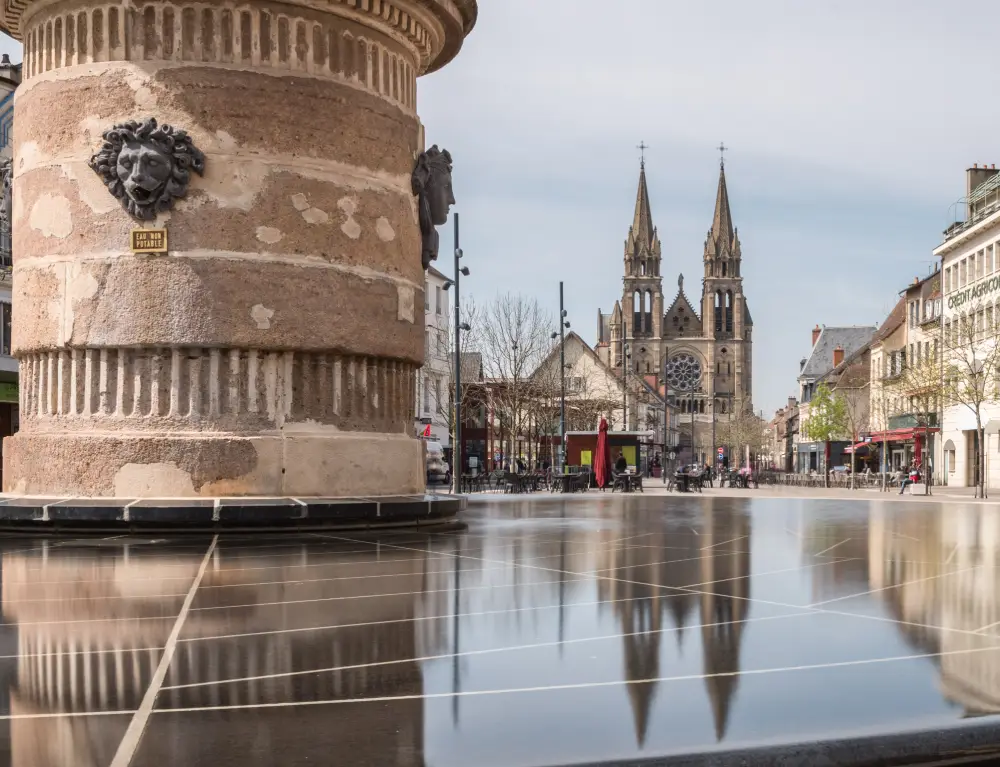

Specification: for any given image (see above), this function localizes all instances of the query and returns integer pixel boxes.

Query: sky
[1,2,997,414]
[416,0,1000,415]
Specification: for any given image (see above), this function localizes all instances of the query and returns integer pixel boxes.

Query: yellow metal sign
[130,228,168,254]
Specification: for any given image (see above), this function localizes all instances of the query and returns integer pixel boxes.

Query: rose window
[665,353,701,392]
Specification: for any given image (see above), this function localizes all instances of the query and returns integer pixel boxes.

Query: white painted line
[679,558,858,590]
[178,592,718,644]
[109,534,217,767]
[604,531,655,546]
[808,564,981,608]
[189,577,594,613]
[147,643,1000,717]
[976,617,1000,634]
[312,533,799,616]
[162,612,810,691]
[700,535,748,551]
[945,544,959,565]
[688,526,700,536]
[814,538,851,557]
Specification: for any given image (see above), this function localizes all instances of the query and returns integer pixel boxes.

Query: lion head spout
[89,118,206,221]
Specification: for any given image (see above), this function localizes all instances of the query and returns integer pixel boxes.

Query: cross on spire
[637,140,649,167]
[717,142,728,168]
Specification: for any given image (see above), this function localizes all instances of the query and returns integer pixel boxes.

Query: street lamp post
[448,213,470,495]
[559,283,567,473]
[550,283,570,473]
[511,340,520,470]
[662,345,669,484]
[620,343,630,431]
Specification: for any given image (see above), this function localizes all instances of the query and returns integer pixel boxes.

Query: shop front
[850,428,938,475]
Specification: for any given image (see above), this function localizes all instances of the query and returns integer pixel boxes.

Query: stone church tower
[597,154,754,463]
[697,160,753,410]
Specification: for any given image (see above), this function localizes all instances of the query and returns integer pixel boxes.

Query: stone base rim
[0,493,466,532]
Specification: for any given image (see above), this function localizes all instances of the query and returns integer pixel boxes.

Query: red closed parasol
[595,417,610,488]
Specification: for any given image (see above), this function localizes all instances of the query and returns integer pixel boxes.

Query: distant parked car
[425,440,451,484]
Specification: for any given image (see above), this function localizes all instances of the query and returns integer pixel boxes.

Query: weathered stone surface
[5,432,424,496]
[13,257,423,358]
[13,166,421,282]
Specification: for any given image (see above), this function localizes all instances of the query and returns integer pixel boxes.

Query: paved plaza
[1,495,999,765]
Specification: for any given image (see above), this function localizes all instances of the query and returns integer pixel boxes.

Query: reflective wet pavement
[1,494,1000,765]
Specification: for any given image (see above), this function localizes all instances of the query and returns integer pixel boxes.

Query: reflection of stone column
[3,0,477,497]
[3,541,448,765]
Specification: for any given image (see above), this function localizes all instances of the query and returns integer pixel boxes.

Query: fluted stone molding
[2,0,477,497]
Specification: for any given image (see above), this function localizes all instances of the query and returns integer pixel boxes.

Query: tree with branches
[831,361,871,490]
[439,298,482,444]
[941,298,1000,498]
[477,293,554,469]
[802,382,847,487]
[718,396,766,471]
[891,348,941,495]
[868,366,900,492]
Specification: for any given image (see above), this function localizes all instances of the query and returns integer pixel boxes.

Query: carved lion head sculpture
[89,118,206,221]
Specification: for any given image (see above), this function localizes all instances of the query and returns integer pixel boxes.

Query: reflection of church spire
[698,506,751,741]
[622,600,660,747]
[598,526,678,749]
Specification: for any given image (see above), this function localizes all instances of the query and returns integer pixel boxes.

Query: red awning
[865,427,940,443]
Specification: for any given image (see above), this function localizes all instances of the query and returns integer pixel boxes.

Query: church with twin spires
[596,154,753,452]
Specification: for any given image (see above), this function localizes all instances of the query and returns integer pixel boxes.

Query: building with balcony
[935,164,1000,489]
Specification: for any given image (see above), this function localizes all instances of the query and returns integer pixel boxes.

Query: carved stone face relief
[89,118,206,221]
[0,158,11,229]
[411,145,454,270]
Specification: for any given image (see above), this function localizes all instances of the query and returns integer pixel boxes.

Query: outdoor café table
[673,472,690,492]
[552,474,574,493]
[612,472,634,493]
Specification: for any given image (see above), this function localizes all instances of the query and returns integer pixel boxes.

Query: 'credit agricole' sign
[948,274,1000,309]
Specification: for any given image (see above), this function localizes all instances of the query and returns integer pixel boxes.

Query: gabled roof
[800,326,876,381]
[665,275,701,323]
[818,342,871,389]
[426,265,449,282]
[872,297,906,345]
[530,331,621,391]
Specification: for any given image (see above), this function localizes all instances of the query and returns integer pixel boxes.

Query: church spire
[630,160,656,250]
[710,162,734,246]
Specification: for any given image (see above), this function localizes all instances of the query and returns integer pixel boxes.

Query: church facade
[596,158,753,463]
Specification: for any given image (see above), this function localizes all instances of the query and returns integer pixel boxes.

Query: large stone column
[2,0,476,497]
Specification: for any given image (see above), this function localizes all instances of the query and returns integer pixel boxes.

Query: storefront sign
[947,274,1000,309]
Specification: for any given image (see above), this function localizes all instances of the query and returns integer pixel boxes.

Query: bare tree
[440,298,482,440]
[869,371,898,492]
[478,293,554,467]
[833,362,871,490]
[941,299,1000,498]
[892,348,941,495]
[718,396,766,471]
